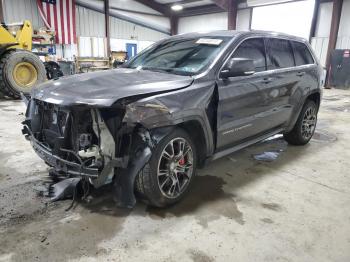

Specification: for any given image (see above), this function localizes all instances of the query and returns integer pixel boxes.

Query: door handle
[296,72,305,77]
[261,77,273,84]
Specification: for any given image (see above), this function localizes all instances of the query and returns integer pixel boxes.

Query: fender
[122,86,216,157]
[114,146,152,208]
[113,126,176,208]
[285,90,321,132]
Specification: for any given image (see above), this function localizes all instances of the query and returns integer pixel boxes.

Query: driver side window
[232,38,267,72]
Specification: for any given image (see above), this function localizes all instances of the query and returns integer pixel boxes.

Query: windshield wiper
[141,67,176,74]
[131,66,193,76]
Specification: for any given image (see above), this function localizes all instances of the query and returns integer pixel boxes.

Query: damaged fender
[112,84,217,208]
[114,146,152,208]
[114,126,175,208]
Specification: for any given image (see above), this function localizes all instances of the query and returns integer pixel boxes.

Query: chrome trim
[212,128,284,161]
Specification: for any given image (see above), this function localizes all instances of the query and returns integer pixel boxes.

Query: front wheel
[284,100,318,145]
[135,128,197,207]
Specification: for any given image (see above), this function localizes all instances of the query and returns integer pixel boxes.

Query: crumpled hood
[32,68,194,107]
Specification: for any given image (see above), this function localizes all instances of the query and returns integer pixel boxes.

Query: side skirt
[208,128,285,162]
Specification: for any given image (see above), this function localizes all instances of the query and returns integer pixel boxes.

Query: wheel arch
[285,90,321,133]
[306,91,321,110]
[177,119,208,168]
[147,118,211,168]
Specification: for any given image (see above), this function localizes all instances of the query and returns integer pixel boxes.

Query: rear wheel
[135,128,197,207]
[284,100,318,145]
[0,50,46,98]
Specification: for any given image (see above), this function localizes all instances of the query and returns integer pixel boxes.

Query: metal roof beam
[133,0,171,17]
[212,0,229,10]
[177,4,224,16]
[76,0,170,35]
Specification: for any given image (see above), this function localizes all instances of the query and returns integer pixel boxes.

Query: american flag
[37,0,76,44]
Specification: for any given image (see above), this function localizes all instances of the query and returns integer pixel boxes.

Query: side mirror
[220,58,255,78]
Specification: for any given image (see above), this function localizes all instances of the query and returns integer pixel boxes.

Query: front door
[217,38,269,150]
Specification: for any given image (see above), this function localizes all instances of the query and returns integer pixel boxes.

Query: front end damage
[22,98,163,208]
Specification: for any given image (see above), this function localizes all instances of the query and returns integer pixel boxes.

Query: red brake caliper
[179,157,185,165]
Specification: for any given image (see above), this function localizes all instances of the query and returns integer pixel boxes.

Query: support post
[248,7,253,30]
[104,0,110,57]
[170,16,178,36]
[227,0,237,30]
[0,0,4,23]
[325,0,343,71]
[309,0,320,43]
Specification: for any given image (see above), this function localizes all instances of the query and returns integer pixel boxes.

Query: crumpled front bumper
[22,125,99,177]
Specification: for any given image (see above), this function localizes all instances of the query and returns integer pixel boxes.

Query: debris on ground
[49,178,81,202]
[253,150,282,162]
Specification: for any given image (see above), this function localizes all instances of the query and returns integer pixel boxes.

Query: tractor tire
[0,50,46,99]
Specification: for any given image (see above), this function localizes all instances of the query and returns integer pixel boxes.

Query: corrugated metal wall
[311,2,333,66]
[3,1,167,42]
[3,0,44,28]
[236,9,251,31]
[109,16,168,41]
[336,0,350,49]
[76,6,167,41]
[178,9,251,35]
[76,6,168,57]
[76,5,105,37]
[178,13,228,34]
[311,1,350,66]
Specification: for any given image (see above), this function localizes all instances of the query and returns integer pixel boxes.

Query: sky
[251,0,316,39]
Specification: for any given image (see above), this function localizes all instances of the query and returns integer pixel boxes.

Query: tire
[135,128,197,207]
[0,50,46,99]
[284,100,318,145]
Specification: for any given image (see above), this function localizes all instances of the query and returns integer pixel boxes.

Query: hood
[32,68,194,107]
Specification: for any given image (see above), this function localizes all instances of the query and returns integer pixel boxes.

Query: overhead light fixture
[171,4,183,11]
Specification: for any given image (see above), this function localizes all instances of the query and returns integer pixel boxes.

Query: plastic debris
[253,151,281,162]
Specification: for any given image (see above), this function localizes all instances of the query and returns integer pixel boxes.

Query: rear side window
[232,38,266,72]
[267,38,295,69]
[292,41,315,66]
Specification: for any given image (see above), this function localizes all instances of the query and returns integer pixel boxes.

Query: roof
[171,30,308,42]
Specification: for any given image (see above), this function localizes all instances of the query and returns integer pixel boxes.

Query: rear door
[260,38,300,129]
[291,40,319,95]
[216,38,270,150]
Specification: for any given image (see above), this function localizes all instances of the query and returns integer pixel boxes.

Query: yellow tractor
[0,20,46,98]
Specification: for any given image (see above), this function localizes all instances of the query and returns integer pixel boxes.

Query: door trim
[210,127,284,161]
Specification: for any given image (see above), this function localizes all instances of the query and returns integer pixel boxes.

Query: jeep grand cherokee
[22,31,322,208]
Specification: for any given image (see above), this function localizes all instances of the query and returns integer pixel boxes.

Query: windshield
[125,37,231,76]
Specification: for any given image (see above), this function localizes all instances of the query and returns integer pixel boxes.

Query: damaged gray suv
[22,31,322,208]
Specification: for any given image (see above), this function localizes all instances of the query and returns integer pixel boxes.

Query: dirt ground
[0,89,350,262]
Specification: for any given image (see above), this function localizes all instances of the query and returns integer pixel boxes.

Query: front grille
[34,101,70,149]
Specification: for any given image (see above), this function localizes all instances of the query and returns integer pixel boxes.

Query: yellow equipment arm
[0,20,32,51]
